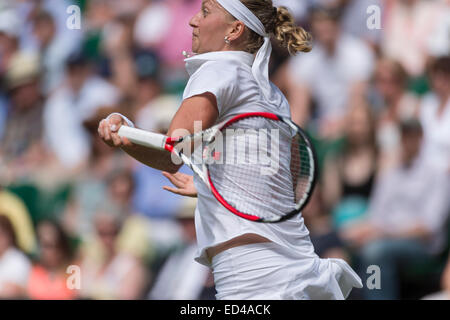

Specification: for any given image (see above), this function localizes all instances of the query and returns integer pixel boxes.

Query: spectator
[0,9,20,76]
[27,220,77,300]
[101,14,168,113]
[0,95,6,141]
[106,169,136,214]
[382,0,448,77]
[131,50,181,132]
[60,107,131,238]
[301,185,350,262]
[32,10,78,94]
[285,6,374,137]
[0,187,36,254]
[79,208,148,300]
[0,8,21,140]
[109,0,148,16]
[0,52,47,183]
[101,14,140,97]
[17,0,83,55]
[0,215,31,299]
[132,99,187,220]
[43,52,121,169]
[132,50,165,117]
[341,119,450,299]
[148,198,214,300]
[322,103,378,227]
[339,0,383,50]
[419,56,450,173]
[427,0,450,58]
[84,0,116,31]
[134,0,202,70]
[372,58,420,172]
[63,116,155,264]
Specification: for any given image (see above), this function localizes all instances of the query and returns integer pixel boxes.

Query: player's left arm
[117,92,218,173]
[161,92,218,195]
[166,92,218,137]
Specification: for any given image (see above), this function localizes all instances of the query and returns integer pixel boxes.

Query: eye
[202,8,208,16]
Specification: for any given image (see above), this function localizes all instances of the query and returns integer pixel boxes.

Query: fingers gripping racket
[118,112,318,223]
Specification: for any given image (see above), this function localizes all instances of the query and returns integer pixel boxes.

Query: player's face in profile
[189,0,230,54]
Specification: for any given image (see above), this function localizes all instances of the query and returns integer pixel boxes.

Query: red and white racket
[118,112,317,223]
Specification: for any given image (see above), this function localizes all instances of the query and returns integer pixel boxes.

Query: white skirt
[211,242,362,300]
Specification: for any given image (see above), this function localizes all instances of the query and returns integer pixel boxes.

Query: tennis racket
[118,112,318,223]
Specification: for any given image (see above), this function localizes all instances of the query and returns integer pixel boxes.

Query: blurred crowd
[0,0,449,300]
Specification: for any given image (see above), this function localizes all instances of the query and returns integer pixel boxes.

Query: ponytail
[235,1,313,55]
[274,6,312,55]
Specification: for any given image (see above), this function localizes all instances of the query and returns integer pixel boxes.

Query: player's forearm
[121,143,181,173]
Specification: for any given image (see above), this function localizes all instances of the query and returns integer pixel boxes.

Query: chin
[191,39,199,53]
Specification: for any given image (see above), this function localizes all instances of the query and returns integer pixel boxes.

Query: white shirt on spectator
[419,94,450,173]
[40,33,78,95]
[382,0,446,76]
[427,2,450,57]
[288,34,374,122]
[368,159,450,254]
[148,244,210,300]
[43,76,121,168]
[0,248,31,291]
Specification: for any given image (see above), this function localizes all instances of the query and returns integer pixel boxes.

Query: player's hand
[162,172,197,197]
[98,114,133,148]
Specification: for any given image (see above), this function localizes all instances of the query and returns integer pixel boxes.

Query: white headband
[216,0,275,104]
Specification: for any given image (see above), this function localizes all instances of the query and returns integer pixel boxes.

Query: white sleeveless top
[182,50,315,266]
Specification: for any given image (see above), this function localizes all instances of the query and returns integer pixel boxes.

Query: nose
[189,11,201,29]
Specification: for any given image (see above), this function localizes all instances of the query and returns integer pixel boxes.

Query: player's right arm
[97,92,218,173]
[98,113,179,173]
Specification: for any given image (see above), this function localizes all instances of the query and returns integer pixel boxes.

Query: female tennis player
[98,0,363,299]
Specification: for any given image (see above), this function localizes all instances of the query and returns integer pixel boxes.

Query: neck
[437,92,450,105]
[0,245,11,258]
[324,43,336,56]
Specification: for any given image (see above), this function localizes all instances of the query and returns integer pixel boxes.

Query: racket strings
[206,116,308,221]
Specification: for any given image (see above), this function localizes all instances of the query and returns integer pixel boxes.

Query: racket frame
[118,112,318,223]
[203,112,318,223]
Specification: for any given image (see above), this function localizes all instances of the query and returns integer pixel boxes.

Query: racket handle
[118,126,167,150]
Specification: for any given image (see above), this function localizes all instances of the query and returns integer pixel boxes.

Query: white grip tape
[106,112,135,128]
[118,126,167,150]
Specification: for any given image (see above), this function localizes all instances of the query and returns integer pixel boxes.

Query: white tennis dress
[182,50,363,300]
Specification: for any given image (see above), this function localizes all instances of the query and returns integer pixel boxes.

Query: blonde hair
[223,0,312,55]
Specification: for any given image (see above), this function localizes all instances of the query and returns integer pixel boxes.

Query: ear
[227,20,246,42]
